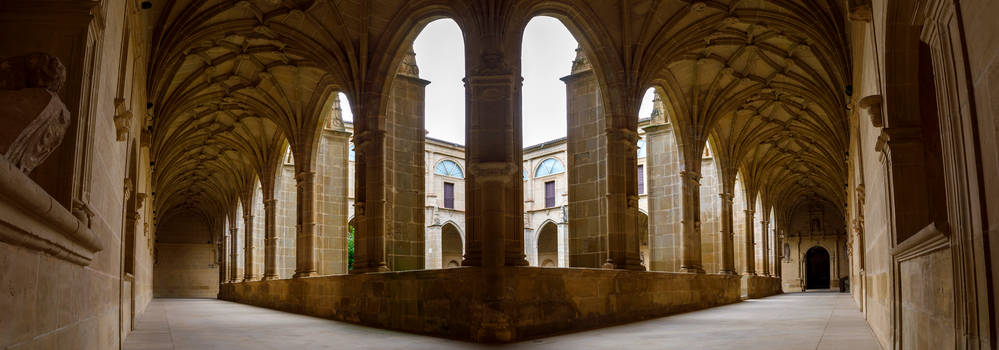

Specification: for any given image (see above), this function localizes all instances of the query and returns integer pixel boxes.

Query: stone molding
[891,221,949,261]
[0,156,103,265]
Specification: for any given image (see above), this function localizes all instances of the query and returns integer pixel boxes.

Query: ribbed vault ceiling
[145,0,850,232]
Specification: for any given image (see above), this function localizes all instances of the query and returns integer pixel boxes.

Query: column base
[718,270,738,275]
[349,265,390,274]
[293,271,318,278]
[743,272,757,276]
[261,275,279,281]
[680,266,705,274]
[242,277,259,282]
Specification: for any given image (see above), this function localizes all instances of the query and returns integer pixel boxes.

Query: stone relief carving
[470,50,511,76]
[0,53,71,174]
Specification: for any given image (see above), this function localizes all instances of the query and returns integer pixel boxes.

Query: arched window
[523,169,528,181]
[637,139,647,158]
[535,158,565,178]
[434,159,464,178]
[348,144,355,161]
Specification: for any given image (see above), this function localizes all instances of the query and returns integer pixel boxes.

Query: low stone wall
[220,267,743,342]
[744,275,783,299]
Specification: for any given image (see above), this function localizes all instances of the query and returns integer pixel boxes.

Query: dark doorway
[805,246,830,289]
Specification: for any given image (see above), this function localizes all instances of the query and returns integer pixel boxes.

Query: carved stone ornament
[114,97,132,141]
[858,94,883,128]
[471,50,511,76]
[0,53,71,174]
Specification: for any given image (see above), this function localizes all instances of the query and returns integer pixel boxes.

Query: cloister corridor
[123,293,878,350]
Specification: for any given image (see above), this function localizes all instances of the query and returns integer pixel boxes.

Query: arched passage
[537,222,559,267]
[805,246,830,290]
[441,223,463,268]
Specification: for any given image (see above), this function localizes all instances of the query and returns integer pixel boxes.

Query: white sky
[340,17,655,146]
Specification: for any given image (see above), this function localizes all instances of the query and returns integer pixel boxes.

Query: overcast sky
[340,17,654,146]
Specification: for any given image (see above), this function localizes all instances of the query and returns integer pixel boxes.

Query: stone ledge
[220,267,744,342]
[0,157,102,265]
[744,275,783,299]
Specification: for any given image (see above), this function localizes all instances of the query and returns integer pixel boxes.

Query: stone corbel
[113,97,132,141]
[858,95,883,127]
[849,0,873,22]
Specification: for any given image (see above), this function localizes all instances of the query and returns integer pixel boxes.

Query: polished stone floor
[124,291,881,349]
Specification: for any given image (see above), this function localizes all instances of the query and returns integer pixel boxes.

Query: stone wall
[220,267,749,342]
[153,243,219,298]
[744,275,782,299]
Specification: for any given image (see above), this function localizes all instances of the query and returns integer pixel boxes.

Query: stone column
[229,226,239,282]
[679,170,704,273]
[293,171,318,278]
[463,51,527,268]
[219,233,228,284]
[563,63,606,268]
[243,214,255,281]
[557,221,569,267]
[262,198,278,279]
[351,129,390,273]
[743,209,756,275]
[385,56,428,270]
[605,129,643,270]
[718,192,736,274]
[761,218,770,276]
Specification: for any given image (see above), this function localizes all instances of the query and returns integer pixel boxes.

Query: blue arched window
[523,169,528,181]
[636,139,646,158]
[434,160,464,178]
[535,158,565,178]
[349,144,356,161]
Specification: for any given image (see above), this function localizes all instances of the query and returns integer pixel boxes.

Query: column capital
[719,192,734,201]
[605,127,640,149]
[243,214,253,220]
[229,227,238,234]
[263,198,277,206]
[352,129,386,146]
[745,209,756,215]
[680,170,701,184]
[295,171,316,182]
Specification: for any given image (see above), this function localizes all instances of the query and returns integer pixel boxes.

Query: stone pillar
[563,49,607,268]
[463,52,527,268]
[605,129,643,270]
[219,232,228,284]
[644,123,682,271]
[229,226,238,282]
[243,214,255,281]
[557,221,569,267]
[679,170,704,273]
[352,129,390,273]
[262,198,278,280]
[743,209,756,275]
[317,129,351,275]
[384,54,428,271]
[425,224,442,269]
[294,171,318,278]
[761,218,770,276]
[718,192,736,274]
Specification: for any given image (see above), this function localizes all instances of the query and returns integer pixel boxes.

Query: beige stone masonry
[219,267,754,343]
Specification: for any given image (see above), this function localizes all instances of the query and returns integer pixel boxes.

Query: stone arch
[441,222,464,268]
[536,221,559,268]
[804,246,830,290]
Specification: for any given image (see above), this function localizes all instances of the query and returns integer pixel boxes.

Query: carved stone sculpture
[0,53,70,174]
